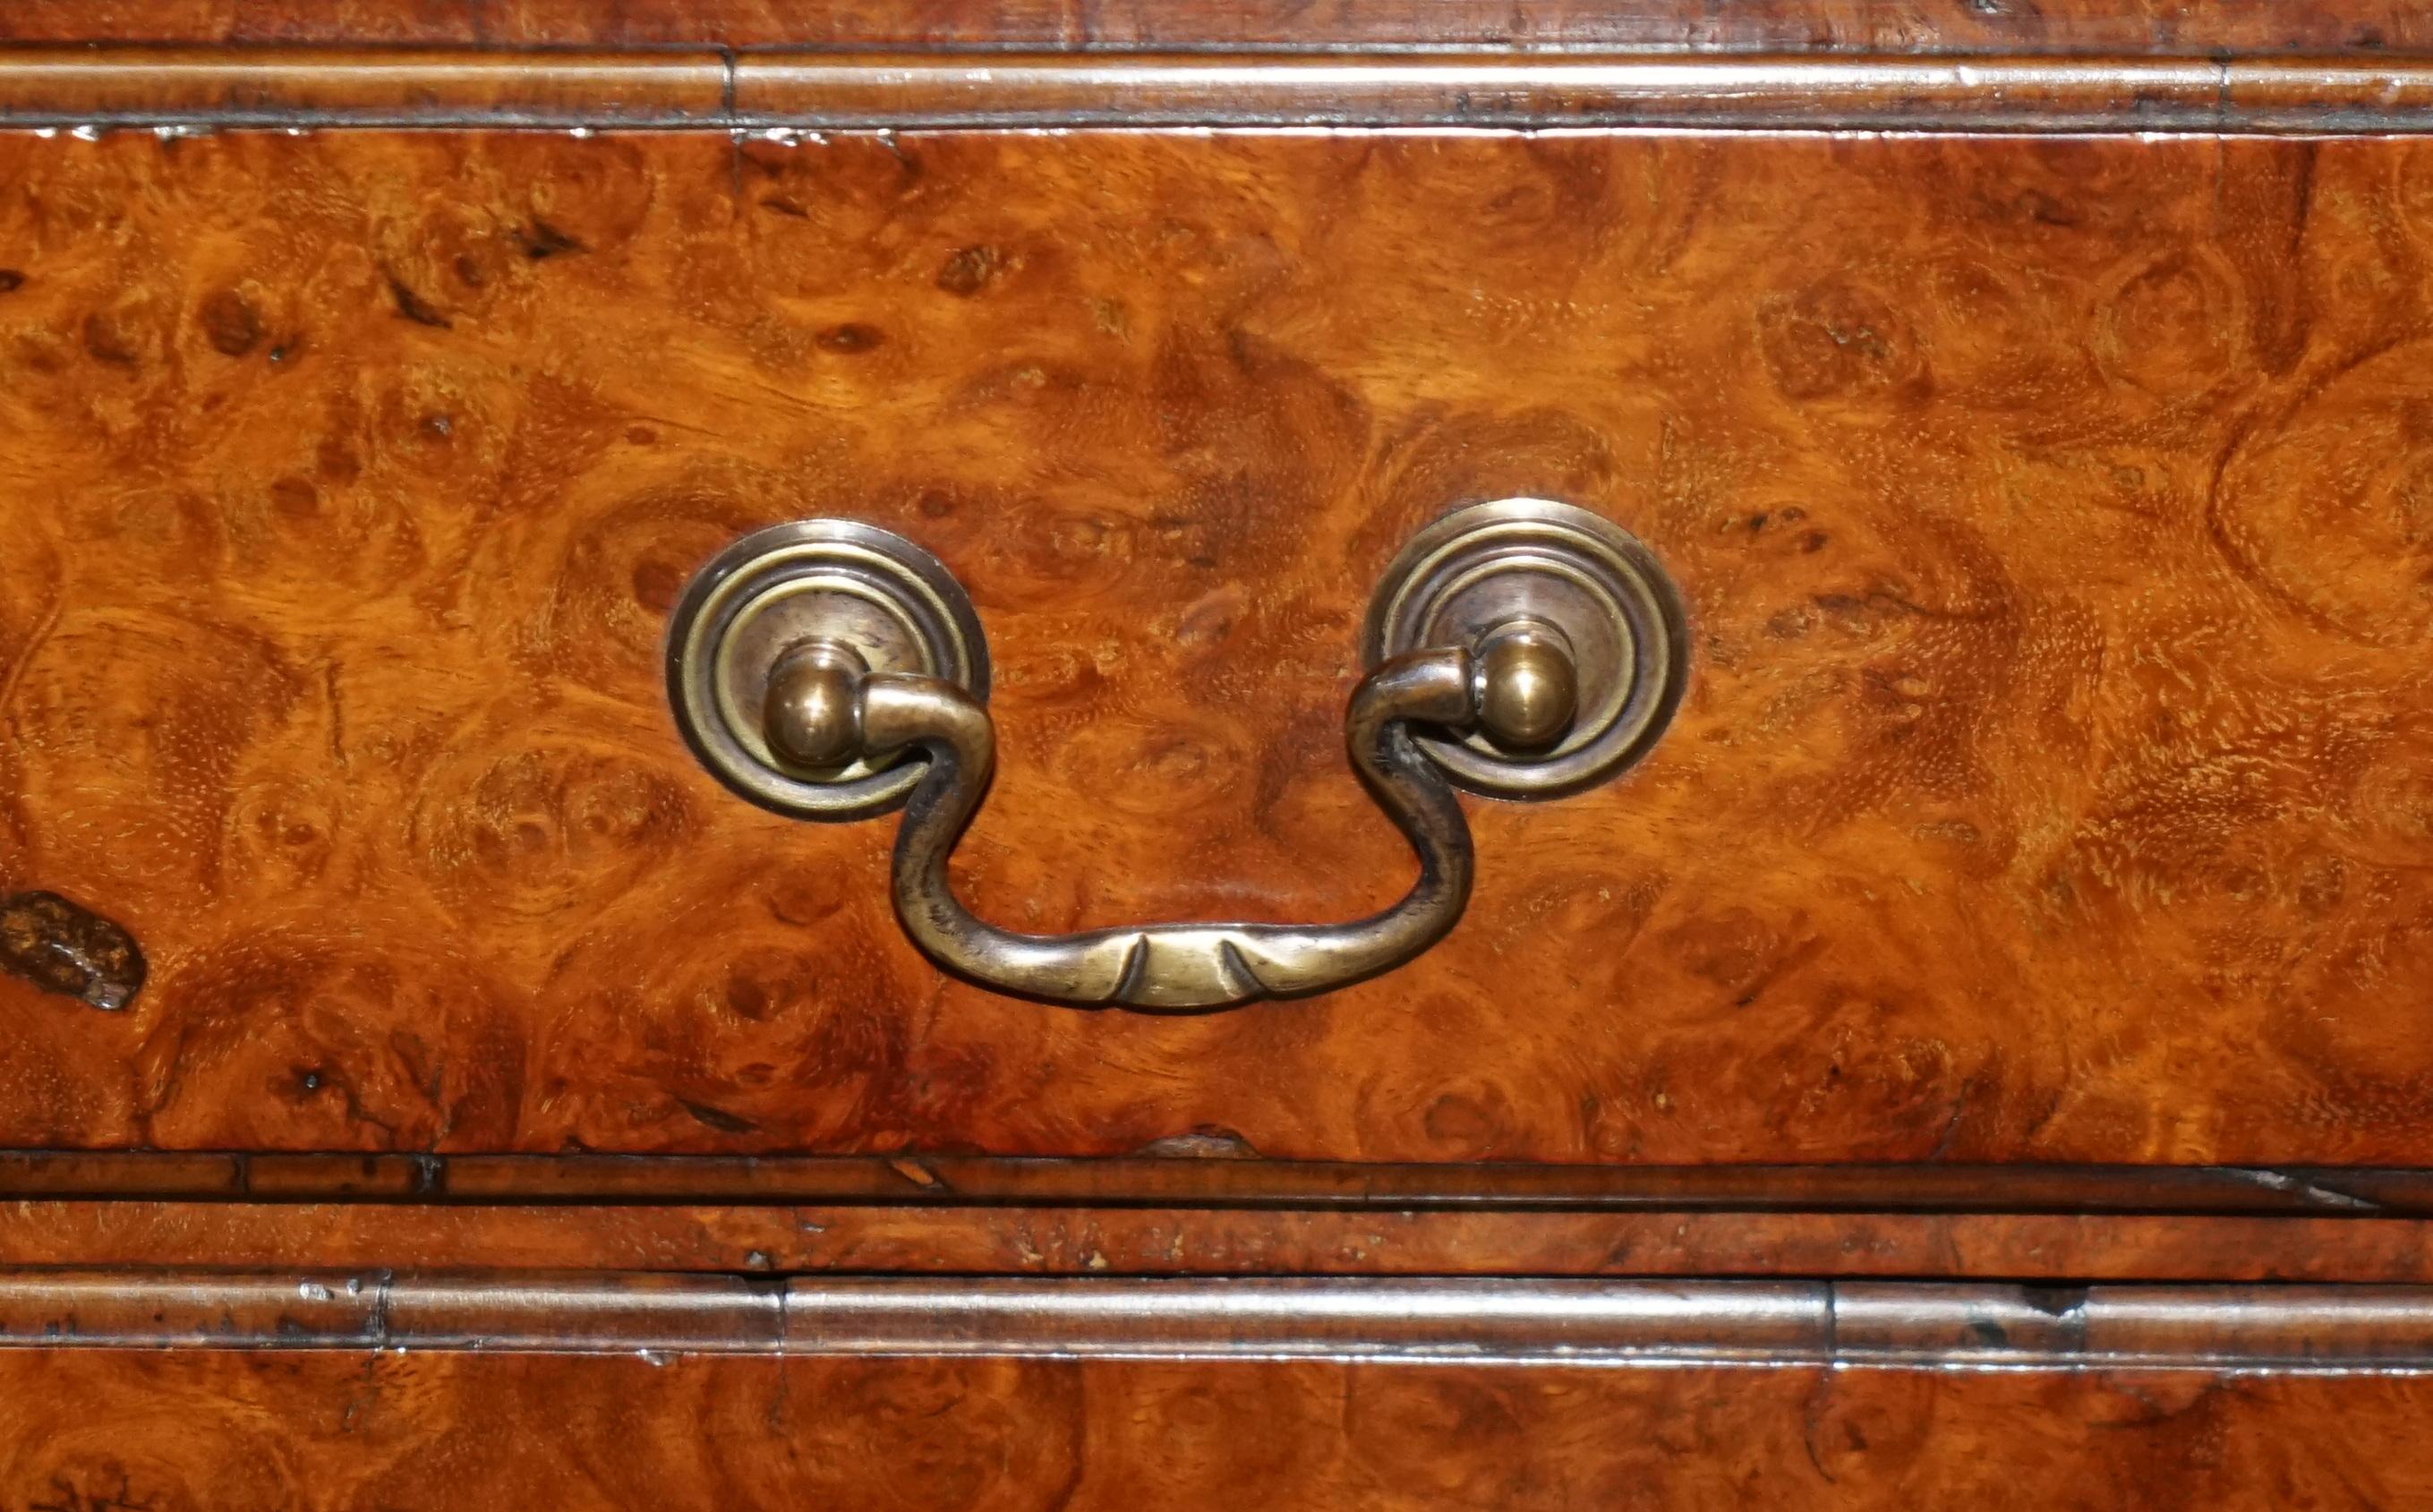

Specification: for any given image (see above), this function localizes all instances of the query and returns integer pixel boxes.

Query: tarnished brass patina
[667,502,1685,1011]
[1364,497,1686,799]
[763,639,869,771]
[664,518,989,821]
[1470,618,1578,752]
[851,645,1480,1009]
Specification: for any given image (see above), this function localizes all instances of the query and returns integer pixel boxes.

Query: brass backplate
[1363,498,1686,799]
[664,519,989,820]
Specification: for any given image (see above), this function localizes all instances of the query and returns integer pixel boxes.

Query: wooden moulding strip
[8,1204,2433,1282]
[0,1,2429,55]
[3,49,2433,131]
[0,47,731,126]
[0,1152,2420,1217]
[5,1272,2433,1368]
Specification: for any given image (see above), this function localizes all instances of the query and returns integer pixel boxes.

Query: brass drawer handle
[792,638,1492,1009]
[667,500,1685,1012]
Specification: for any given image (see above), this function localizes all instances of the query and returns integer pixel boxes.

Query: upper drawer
[2,116,2429,1166]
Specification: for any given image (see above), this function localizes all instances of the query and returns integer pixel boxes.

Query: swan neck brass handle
[774,640,1516,1010]
[665,500,1686,1013]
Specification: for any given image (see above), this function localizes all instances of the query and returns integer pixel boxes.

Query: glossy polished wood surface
[5,129,2433,1166]
[6,1350,2433,1509]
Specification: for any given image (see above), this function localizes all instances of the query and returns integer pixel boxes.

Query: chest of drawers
[8,3,2433,1504]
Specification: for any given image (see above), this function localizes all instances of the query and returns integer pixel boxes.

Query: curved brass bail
[843,645,1485,1011]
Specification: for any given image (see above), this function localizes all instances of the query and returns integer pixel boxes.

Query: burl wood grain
[4,1352,2433,1509]
[4,131,2433,1164]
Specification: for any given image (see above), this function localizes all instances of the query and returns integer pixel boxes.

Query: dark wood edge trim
[0,1152,2419,1217]
[17,1205,2433,1282]
[3,49,2433,131]
[5,1271,2433,1368]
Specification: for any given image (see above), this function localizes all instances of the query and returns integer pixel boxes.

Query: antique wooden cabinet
[9,1,2433,1503]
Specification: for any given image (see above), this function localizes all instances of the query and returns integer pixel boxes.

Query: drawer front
[3,127,2430,1165]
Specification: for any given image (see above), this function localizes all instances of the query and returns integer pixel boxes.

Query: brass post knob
[1472,619,1577,752]
[763,640,868,770]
